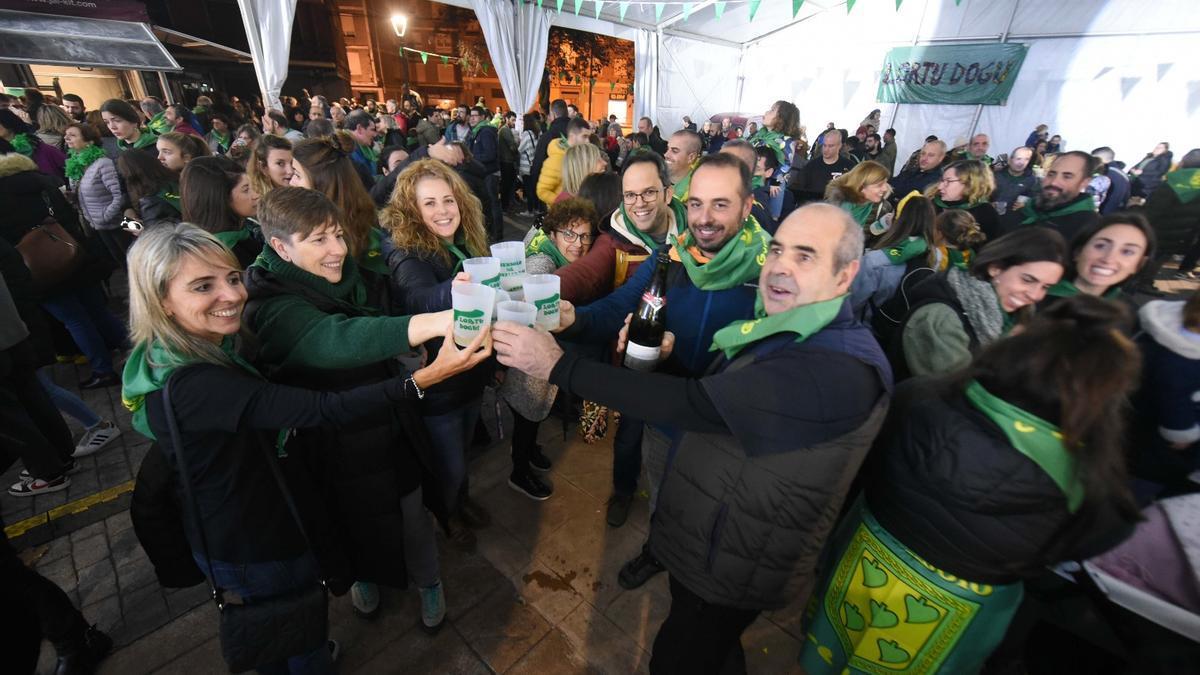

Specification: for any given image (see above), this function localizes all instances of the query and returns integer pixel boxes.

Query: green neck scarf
[964,380,1084,512]
[254,244,372,312]
[751,175,765,191]
[671,214,770,291]
[934,196,988,211]
[359,227,390,275]
[441,234,470,274]
[1046,278,1122,300]
[711,294,845,359]
[10,132,33,157]
[66,144,106,182]
[119,130,158,151]
[1020,195,1095,225]
[146,111,172,135]
[358,142,379,165]
[619,198,688,252]
[841,200,879,227]
[122,336,258,440]
[1166,168,1200,204]
[156,182,181,212]
[526,229,569,268]
[209,130,230,149]
[470,121,491,138]
[213,222,253,250]
[947,248,971,271]
[748,127,788,167]
[883,237,928,265]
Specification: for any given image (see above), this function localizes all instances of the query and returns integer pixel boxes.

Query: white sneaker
[74,421,121,458]
[350,581,381,620]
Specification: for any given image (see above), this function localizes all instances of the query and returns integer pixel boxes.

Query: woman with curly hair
[380,158,494,542]
[926,159,1000,239]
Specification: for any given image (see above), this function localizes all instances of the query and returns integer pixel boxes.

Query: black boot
[55,624,112,675]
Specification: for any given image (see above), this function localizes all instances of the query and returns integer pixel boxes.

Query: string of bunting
[400,46,490,74]
[547,70,634,95]
[533,0,965,21]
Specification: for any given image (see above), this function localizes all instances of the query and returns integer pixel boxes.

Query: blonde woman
[37,104,73,151]
[555,141,607,203]
[380,159,494,543]
[924,159,1000,239]
[824,159,892,232]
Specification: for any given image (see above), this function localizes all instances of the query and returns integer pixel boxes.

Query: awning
[0,9,180,71]
[152,26,252,63]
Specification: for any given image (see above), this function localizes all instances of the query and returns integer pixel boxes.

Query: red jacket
[555,208,683,303]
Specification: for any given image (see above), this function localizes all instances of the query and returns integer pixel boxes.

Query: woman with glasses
[925,159,1001,240]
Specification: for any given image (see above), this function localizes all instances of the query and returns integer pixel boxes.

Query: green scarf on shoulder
[10,132,33,157]
[751,175,765,191]
[1166,168,1200,204]
[359,227,390,276]
[711,294,845,359]
[119,130,158,151]
[146,111,172,135]
[671,214,769,291]
[358,143,379,166]
[441,233,470,275]
[1019,195,1095,225]
[66,145,106,182]
[156,182,181,212]
[1046,279,1122,300]
[469,121,491,139]
[122,336,258,440]
[964,380,1084,512]
[209,130,230,152]
[841,200,880,228]
[526,229,569,268]
[672,164,697,202]
[748,127,788,167]
[883,237,928,265]
[619,197,688,252]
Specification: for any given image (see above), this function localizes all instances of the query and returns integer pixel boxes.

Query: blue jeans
[612,416,644,497]
[37,367,100,428]
[192,552,332,675]
[39,284,127,376]
[422,398,482,511]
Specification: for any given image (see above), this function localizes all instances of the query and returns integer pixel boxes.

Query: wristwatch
[405,375,425,400]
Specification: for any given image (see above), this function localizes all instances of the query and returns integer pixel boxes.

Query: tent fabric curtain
[235,0,297,112]
[469,0,552,114]
[634,28,660,128]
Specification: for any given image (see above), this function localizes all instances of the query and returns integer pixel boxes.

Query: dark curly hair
[543,198,597,236]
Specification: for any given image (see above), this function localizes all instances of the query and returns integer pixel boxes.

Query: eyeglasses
[554,229,594,244]
[622,187,662,204]
[939,178,962,185]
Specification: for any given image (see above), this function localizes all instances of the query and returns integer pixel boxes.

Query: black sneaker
[528,444,552,473]
[508,472,553,501]
[55,624,112,675]
[606,493,634,528]
[79,372,120,390]
[618,546,664,590]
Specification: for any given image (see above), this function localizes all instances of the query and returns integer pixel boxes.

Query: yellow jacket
[537,138,568,206]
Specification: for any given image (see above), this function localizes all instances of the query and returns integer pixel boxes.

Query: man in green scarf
[492,203,892,672]
[998,151,1099,242]
[141,97,171,136]
[665,129,702,201]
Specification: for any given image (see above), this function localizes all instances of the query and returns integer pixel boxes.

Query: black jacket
[934,199,1001,241]
[866,379,1137,584]
[469,124,500,173]
[1141,181,1200,255]
[130,444,206,588]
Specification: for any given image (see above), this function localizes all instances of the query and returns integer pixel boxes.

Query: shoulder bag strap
[161,377,226,609]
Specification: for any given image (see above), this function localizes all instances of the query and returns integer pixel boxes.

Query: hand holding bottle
[616,312,675,362]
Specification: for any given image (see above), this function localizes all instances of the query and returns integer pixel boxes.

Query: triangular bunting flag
[792,0,804,18]
[573,0,583,14]
[611,81,617,91]
[441,55,449,64]
[588,77,596,88]
[748,0,761,21]
[537,0,542,6]
[654,2,664,21]
[714,2,725,19]
[847,0,856,13]
[683,3,693,21]
[594,1,603,19]
[483,62,489,75]
[556,0,564,12]
[896,0,903,8]
[619,1,629,21]
[420,51,428,64]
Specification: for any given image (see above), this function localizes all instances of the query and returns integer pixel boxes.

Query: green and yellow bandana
[670,214,769,291]
[711,294,845,359]
[1166,168,1200,204]
[964,379,1084,511]
[884,237,929,265]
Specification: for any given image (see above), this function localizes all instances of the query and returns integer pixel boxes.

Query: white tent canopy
[442,0,1199,169]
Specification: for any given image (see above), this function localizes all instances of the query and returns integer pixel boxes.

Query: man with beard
[998,151,1099,242]
[890,139,947,199]
[61,94,86,122]
[879,128,898,175]
[956,133,992,165]
[443,104,470,143]
[861,133,883,164]
[554,153,767,588]
[992,146,1040,211]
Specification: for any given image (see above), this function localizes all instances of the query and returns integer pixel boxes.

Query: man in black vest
[493,204,893,674]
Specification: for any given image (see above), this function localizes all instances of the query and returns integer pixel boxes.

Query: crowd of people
[1,85,1198,675]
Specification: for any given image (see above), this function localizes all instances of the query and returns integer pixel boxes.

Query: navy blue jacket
[470,125,500,174]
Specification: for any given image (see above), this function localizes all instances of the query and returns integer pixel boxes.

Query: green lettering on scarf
[1019,195,1095,225]
[711,294,845,359]
[964,380,1084,512]
[526,229,569,268]
[65,144,106,182]
[671,214,769,291]
[884,237,928,265]
[1166,168,1200,204]
[619,197,688,252]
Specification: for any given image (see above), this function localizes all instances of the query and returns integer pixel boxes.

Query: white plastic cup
[496,300,538,327]
[523,274,561,330]
[462,256,501,289]
[490,241,527,291]
[451,283,496,347]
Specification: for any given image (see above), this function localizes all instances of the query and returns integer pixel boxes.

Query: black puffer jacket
[1141,180,1200,256]
[865,379,1137,585]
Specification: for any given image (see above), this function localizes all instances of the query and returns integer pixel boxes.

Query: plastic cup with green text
[496,300,538,327]
[522,274,560,330]
[451,283,496,347]
[489,241,527,292]
[462,256,501,289]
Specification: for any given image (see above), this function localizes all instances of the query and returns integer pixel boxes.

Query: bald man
[666,129,703,200]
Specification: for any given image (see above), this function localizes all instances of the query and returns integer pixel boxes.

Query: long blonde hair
[380,159,488,267]
[560,142,605,197]
[925,159,995,204]
[127,223,241,368]
[825,160,891,204]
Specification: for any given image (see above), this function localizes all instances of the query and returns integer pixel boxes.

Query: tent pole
[157,71,173,105]
[887,0,930,132]
[967,0,1021,141]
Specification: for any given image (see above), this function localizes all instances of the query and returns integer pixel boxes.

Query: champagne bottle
[623,249,670,371]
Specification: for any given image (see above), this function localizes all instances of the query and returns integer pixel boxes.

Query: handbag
[16,193,82,290]
[162,379,329,673]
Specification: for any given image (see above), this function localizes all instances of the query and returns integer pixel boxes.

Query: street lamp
[391,13,407,37]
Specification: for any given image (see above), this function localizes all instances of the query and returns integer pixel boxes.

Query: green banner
[877,43,1028,105]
